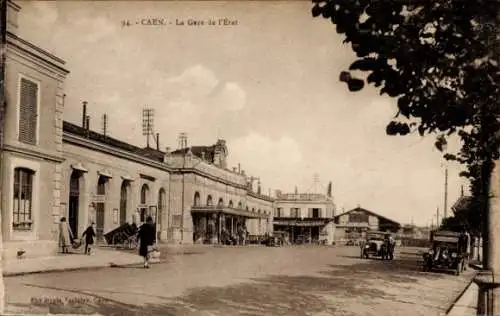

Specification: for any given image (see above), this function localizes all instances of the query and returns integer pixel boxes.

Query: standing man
[137,216,156,268]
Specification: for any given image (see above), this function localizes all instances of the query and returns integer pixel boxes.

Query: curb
[445,271,478,315]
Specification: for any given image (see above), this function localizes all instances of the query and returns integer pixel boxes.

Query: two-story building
[334,206,401,242]
[273,189,335,244]
[2,1,69,260]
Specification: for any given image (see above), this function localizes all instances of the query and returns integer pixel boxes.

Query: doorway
[68,172,80,237]
[95,176,107,241]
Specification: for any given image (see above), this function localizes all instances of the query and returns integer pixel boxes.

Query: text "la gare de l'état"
[140,18,238,26]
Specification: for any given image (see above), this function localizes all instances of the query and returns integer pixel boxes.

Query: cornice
[6,32,69,76]
[4,144,65,163]
[63,133,172,173]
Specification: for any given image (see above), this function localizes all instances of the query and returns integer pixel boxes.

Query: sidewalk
[3,247,144,277]
[446,263,482,316]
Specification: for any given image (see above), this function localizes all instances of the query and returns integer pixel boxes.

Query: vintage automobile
[422,230,466,275]
[361,231,391,260]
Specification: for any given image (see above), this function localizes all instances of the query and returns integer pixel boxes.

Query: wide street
[5,245,473,316]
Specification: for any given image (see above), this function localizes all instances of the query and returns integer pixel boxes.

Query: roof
[63,121,165,162]
[451,196,473,213]
[171,146,216,162]
[334,207,401,227]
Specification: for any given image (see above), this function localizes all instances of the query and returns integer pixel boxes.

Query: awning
[98,170,113,178]
[71,163,88,173]
[191,206,268,219]
[121,174,135,181]
[273,219,332,227]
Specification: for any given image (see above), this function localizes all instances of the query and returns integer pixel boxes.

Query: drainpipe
[0,0,7,313]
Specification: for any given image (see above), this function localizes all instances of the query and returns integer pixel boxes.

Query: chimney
[82,101,87,128]
[7,1,21,34]
[163,147,171,163]
[232,167,237,172]
[86,115,90,130]
[156,133,159,151]
[238,163,241,173]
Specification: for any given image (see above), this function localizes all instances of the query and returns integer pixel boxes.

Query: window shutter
[19,78,38,145]
[308,208,313,217]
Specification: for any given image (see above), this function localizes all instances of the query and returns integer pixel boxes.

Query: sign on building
[92,194,106,203]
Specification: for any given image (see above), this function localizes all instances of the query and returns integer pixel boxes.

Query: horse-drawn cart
[104,223,138,249]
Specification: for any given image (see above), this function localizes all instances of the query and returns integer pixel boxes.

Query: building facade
[61,120,171,243]
[273,191,335,244]
[334,207,401,242]
[2,1,69,260]
[167,145,273,244]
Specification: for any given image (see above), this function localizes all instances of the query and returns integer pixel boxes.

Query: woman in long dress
[137,216,156,268]
[59,217,74,253]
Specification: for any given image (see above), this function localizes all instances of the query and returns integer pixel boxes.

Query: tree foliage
[312,0,499,234]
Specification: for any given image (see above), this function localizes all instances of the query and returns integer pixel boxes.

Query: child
[82,222,96,255]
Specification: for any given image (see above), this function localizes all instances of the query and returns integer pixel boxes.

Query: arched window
[119,181,129,225]
[218,198,224,207]
[228,200,233,208]
[140,184,149,222]
[13,168,35,230]
[238,201,243,209]
[252,208,255,213]
[97,175,106,195]
[140,184,149,204]
[207,195,213,206]
[246,206,249,211]
[193,192,201,206]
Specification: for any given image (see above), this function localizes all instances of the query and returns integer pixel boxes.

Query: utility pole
[0,0,7,313]
[436,207,440,229]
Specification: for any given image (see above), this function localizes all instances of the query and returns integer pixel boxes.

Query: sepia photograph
[0,0,498,315]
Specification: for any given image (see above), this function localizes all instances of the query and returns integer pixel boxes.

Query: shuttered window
[19,78,38,145]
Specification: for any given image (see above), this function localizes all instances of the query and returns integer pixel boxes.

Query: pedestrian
[137,216,156,268]
[59,217,74,254]
[81,222,96,255]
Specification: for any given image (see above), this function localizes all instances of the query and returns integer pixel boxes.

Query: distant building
[334,207,401,242]
[273,190,336,244]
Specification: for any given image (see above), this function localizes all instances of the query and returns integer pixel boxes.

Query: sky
[16,1,469,226]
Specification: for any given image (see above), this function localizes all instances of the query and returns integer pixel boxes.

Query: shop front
[273,218,333,244]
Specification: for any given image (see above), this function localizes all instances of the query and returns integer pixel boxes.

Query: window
[19,77,39,145]
[275,207,283,217]
[291,208,300,218]
[13,168,34,230]
[140,184,149,204]
[348,212,368,223]
[193,192,201,206]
